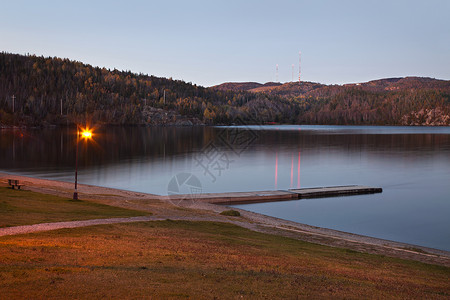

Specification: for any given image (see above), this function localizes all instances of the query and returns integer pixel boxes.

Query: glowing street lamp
[82,130,92,139]
[73,126,93,200]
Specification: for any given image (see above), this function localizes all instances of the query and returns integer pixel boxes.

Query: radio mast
[298,51,301,83]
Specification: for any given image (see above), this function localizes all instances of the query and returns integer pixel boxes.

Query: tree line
[294,87,450,125]
[0,52,449,126]
[0,52,295,126]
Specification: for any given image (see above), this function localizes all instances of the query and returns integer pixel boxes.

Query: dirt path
[1,172,450,267]
[0,215,232,237]
[0,216,160,236]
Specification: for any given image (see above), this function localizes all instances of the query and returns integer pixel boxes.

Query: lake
[1,125,450,251]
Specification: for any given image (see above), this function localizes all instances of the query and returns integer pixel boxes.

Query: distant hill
[0,52,296,126]
[211,82,282,92]
[249,81,325,95]
[213,81,327,95]
[213,77,450,126]
[348,77,450,92]
[1,52,449,127]
[211,82,263,92]
[215,77,450,96]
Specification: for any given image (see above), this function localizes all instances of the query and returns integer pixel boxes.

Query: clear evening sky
[1,0,449,87]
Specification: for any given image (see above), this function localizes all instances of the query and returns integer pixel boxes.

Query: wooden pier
[173,185,382,205]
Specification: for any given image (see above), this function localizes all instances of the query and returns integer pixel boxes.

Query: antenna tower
[298,51,301,83]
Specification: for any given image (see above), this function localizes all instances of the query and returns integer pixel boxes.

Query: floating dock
[173,185,382,205]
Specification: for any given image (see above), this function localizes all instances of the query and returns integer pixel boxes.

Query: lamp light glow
[81,130,92,139]
[73,125,94,200]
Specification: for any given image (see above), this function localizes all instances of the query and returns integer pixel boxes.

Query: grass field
[0,220,449,299]
[0,187,148,227]
[0,186,449,298]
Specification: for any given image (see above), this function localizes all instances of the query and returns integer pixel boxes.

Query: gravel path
[2,211,449,267]
[1,172,450,267]
[0,216,162,237]
[0,214,230,237]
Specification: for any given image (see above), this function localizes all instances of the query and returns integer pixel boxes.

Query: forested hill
[0,52,294,126]
[1,52,450,126]
[214,78,450,125]
[213,77,450,95]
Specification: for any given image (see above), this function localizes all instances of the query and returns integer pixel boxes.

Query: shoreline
[1,171,449,267]
[3,124,450,130]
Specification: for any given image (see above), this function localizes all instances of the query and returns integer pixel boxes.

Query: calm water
[1,125,450,250]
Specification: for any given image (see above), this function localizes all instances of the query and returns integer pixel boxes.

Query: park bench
[8,179,23,190]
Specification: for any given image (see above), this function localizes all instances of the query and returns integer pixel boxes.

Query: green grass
[0,220,448,299]
[0,187,448,298]
[0,187,148,227]
[220,209,241,216]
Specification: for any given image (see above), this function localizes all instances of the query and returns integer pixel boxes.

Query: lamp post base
[73,191,78,200]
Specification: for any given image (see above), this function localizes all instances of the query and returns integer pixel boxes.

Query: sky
[1,0,449,87]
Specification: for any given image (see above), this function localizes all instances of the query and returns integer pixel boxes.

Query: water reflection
[274,152,278,189]
[1,126,450,192]
[1,125,450,250]
[297,151,301,188]
[2,126,450,170]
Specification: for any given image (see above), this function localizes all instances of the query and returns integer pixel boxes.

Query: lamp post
[73,126,93,200]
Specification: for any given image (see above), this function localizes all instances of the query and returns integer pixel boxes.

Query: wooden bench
[8,179,23,190]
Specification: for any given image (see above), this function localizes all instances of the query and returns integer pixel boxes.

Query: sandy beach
[1,172,449,267]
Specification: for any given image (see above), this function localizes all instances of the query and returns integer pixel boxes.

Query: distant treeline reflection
[1,126,449,170]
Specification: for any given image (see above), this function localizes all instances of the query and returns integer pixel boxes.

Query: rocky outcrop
[142,107,203,126]
[401,108,450,126]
